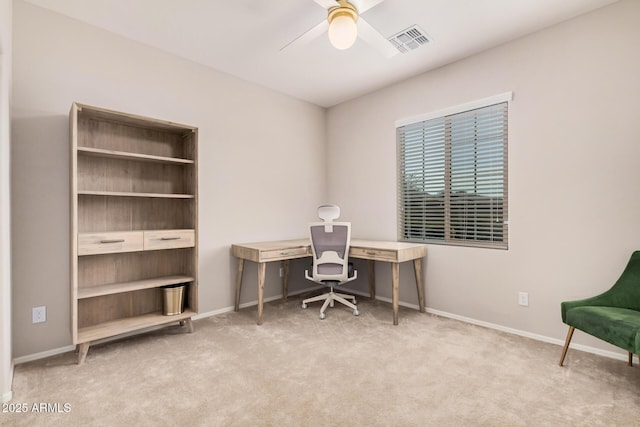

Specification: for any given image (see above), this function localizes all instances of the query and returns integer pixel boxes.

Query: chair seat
[565,306,640,354]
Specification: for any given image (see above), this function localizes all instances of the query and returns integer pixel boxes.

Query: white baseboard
[13,345,76,365]
[9,300,264,364]
[13,289,637,366]
[193,286,324,320]
[358,293,637,363]
[13,287,325,364]
[424,307,638,364]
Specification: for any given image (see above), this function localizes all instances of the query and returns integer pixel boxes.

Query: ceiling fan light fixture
[327,2,358,50]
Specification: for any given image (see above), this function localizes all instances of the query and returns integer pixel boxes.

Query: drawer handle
[160,237,181,241]
[100,239,125,244]
[366,251,376,255]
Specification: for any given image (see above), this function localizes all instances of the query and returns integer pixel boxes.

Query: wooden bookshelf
[70,103,198,364]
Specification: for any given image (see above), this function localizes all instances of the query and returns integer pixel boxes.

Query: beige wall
[326,0,640,354]
[11,1,327,357]
[11,0,640,361]
[1,0,12,403]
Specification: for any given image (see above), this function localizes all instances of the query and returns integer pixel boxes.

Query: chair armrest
[343,269,357,283]
[561,290,617,323]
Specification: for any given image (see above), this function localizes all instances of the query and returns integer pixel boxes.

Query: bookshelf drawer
[144,229,195,251]
[78,231,143,255]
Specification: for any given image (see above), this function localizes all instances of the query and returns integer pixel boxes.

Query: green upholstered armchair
[559,251,640,367]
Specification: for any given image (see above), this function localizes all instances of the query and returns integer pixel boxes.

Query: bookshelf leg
[77,342,90,365]
[185,318,194,333]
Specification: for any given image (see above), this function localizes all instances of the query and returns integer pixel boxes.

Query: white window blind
[397,101,508,249]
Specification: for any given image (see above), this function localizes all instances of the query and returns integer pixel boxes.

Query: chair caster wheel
[353,309,359,316]
[319,313,326,320]
[353,299,357,305]
[301,303,307,309]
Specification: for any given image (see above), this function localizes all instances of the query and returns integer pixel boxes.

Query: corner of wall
[1,361,12,403]
[1,0,13,404]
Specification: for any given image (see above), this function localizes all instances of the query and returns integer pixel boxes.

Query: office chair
[302,205,359,319]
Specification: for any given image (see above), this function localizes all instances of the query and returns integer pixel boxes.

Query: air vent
[388,25,430,54]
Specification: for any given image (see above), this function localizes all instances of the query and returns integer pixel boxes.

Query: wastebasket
[162,284,186,315]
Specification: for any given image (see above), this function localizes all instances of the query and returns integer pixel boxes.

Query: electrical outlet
[518,292,529,307]
[32,306,46,324]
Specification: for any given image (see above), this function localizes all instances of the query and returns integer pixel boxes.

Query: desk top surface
[232,238,426,263]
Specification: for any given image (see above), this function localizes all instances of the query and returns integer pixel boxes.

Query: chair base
[559,326,575,366]
[302,287,359,319]
[559,325,636,367]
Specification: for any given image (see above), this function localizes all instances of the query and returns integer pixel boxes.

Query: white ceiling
[24,0,618,107]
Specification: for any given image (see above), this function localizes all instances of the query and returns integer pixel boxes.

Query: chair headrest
[318,205,340,223]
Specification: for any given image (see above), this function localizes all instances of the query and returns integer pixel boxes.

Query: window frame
[396,92,512,249]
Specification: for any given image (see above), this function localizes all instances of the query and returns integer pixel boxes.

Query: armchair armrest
[561,291,616,323]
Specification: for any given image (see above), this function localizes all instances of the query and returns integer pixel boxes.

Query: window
[397,95,509,249]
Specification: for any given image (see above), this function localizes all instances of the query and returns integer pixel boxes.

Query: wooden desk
[231,239,427,325]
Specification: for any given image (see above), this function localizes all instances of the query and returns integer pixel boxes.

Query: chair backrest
[309,222,352,282]
[308,205,352,282]
[604,250,640,311]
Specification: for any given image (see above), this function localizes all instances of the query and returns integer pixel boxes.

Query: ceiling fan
[281,0,398,57]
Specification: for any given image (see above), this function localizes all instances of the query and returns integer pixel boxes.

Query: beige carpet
[3,297,640,426]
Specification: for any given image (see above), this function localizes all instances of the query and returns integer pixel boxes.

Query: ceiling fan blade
[351,0,385,14]
[357,17,398,58]
[313,0,339,9]
[280,20,329,51]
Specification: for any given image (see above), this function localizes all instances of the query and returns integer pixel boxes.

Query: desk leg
[392,262,399,325]
[367,260,376,299]
[234,258,244,312]
[257,262,266,325]
[413,258,425,313]
[282,260,290,302]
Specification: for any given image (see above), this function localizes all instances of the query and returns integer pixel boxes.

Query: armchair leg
[628,352,633,367]
[559,326,575,367]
